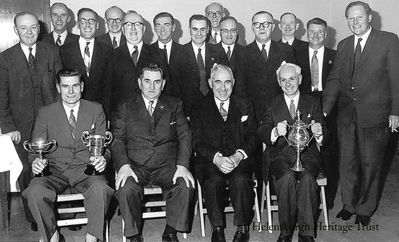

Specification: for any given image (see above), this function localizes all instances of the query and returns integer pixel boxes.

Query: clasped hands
[275,120,323,138]
[214,152,243,174]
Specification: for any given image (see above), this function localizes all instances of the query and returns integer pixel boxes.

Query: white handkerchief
[241,115,248,122]
[0,135,23,192]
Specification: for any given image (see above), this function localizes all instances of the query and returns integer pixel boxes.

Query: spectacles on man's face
[252,21,274,29]
[107,18,122,24]
[206,11,222,18]
[79,18,96,26]
[220,28,237,35]
[123,21,143,29]
[18,24,39,33]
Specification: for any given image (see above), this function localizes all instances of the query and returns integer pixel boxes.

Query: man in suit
[97,6,126,49]
[175,14,227,118]
[112,65,195,242]
[22,69,114,242]
[258,63,326,242]
[60,8,113,117]
[191,64,258,242]
[323,1,399,226]
[111,11,168,110]
[0,12,62,231]
[296,17,338,208]
[41,2,79,46]
[205,2,224,44]
[278,13,308,56]
[217,16,246,98]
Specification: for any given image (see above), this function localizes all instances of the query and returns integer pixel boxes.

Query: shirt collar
[256,40,271,52]
[142,95,158,110]
[20,42,36,60]
[127,41,143,55]
[157,40,172,49]
[354,26,372,50]
[283,92,300,110]
[309,45,325,56]
[52,31,68,44]
[192,42,205,53]
[282,37,295,45]
[79,36,94,46]
[221,42,235,53]
[214,97,230,112]
[63,101,80,120]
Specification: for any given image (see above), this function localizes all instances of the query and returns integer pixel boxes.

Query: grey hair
[210,64,235,84]
[276,62,301,81]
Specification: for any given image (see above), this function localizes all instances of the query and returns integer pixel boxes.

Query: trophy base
[84,164,102,176]
[290,167,305,172]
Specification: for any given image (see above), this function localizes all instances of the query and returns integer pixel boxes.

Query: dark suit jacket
[323,29,399,128]
[296,44,337,94]
[97,33,127,49]
[175,42,228,117]
[60,39,113,116]
[111,95,192,171]
[31,100,107,172]
[257,93,327,181]
[0,42,62,144]
[191,94,258,165]
[110,42,168,110]
[242,40,296,124]
[41,31,79,46]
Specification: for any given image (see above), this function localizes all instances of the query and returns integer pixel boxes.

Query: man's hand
[6,131,21,144]
[32,158,47,175]
[115,164,138,190]
[214,155,235,174]
[276,120,288,137]
[389,115,399,132]
[310,122,323,138]
[229,152,244,168]
[90,156,106,173]
[173,165,195,188]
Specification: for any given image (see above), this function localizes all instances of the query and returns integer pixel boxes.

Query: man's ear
[208,78,213,89]
[56,83,61,94]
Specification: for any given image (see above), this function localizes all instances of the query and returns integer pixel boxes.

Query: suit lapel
[15,44,30,70]
[75,101,93,142]
[56,101,75,142]
[322,49,331,89]
[275,95,294,123]
[71,41,88,79]
[357,29,376,70]
[297,95,312,123]
[153,96,167,127]
[89,41,103,79]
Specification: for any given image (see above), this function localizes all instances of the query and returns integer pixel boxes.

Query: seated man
[191,64,258,242]
[257,63,327,242]
[112,65,195,242]
[22,69,114,242]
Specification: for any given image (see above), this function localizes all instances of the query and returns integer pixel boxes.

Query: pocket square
[170,121,176,125]
[241,115,248,122]
[328,60,333,64]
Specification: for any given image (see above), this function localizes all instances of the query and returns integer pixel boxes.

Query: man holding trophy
[22,69,114,242]
[257,63,327,242]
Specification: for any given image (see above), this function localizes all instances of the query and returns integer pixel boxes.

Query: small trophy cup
[81,131,113,175]
[283,110,315,172]
[23,138,57,177]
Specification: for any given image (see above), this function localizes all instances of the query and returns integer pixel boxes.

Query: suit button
[353,98,357,101]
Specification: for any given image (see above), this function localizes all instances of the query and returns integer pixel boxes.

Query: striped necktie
[69,109,77,139]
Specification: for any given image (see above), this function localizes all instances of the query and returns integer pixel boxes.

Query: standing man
[60,8,113,117]
[0,12,62,231]
[176,14,227,118]
[97,6,126,49]
[278,12,308,54]
[323,1,399,226]
[42,2,79,46]
[191,64,258,242]
[112,65,194,242]
[22,69,114,242]
[205,2,224,44]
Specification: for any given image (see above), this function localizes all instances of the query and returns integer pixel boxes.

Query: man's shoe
[277,234,293,242]
[128,234,143,242]
[30,222,38,232]
[232,225,250,242]
[211,226,226,242]
[336,209,353,220]
[162,233,179,242]
[298,234,315,242]
[68,225,82,231]
[355,215,371,226]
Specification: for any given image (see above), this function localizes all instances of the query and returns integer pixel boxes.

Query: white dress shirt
[354,26,372,52]
[20,43,36,62]
[192,42,206,64]
[127,41,143,60]
[63,101,80,121]
[157,40,172,63]
[256,40,271,56]
[52,30,68,45]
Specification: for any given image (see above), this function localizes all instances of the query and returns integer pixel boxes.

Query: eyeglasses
[107,18,122,24]
[79,18,96,25]
[18,24,39,33]
[206,11,222,18]
[123,21,143,28]
[252,21,274,29]
[220,28,237,35]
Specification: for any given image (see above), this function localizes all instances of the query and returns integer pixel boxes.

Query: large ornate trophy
[81,130,113,175]
[283,110,315,172]
[23,138,57,177]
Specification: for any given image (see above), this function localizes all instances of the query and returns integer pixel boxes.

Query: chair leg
[105,219,109,242]
[197,181,206,237]
[320,186,329,231]
[122,218,127,242]
[260,181,266,214]
[253,186,262,232]
[266,181,273,233]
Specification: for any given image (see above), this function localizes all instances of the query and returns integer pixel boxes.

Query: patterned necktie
[163,44,168,64]
[28,47,35,68]
[112,36,118,49]
[132,45,138,66]
[227,46,231,61]
[69,109,77,140]
[311,50,319,91]
[148,100,154,116]
[56,35,62,46]
[84,42,91,76]
[289,99,296,119]
[219,102,228,121]
[261,44,268,62]
[353,38,362,74]
[197,48,208,96]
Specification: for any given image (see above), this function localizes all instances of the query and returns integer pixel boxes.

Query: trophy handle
[306,121,316,146]
[23,140,33,153]
[104,131,113,147]
[46,139,58,153]
[81,131,90,146]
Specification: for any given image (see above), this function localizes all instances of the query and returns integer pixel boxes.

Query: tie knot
[113,36,116,40]
[290,99,294,104]
[134,45,138,51]
[70,109,74,114]
[164,44,167,50]
[227,46,230,50]
[262,44,266,50]
[198,48,202,53]
[58,35,61,39]
[313,50,318,56]
[357,38,362,44]
[86,42,90,46]
[29,47,33,52]
[220,102,224,107]
[149,100,154,105]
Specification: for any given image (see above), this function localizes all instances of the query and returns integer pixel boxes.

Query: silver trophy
[23,138,57,177]
[283,110,315,172]
[81,131,113,175]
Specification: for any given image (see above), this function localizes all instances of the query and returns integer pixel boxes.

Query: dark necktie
[132,45,138,66]
[28,47,35,68]
[311,50,319,91]
[219,102,228,121]
[214,32,218,43]
[261,44,268,62]
[197,48,208,96]
[289,99,296,119]
[148,100,154,116]
[84,42,91,76]
[163,44,168,64]
[353,38,363,74]
[226,46,231,61]
[56,35,62,46]
[69,109,77,140]
[112,36,118,49]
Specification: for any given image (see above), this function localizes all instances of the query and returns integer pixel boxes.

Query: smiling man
[98,6,126,49]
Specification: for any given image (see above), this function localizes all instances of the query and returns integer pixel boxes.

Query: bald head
[122,12,146,45]
[50,2,71,34]
[105,6,124,34]
[205,2,224,29]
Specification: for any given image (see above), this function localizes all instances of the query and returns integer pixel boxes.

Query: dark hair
[14,12,38,26]
[252,11,274,22]
[220,16,238,25]
[307,17,327,29]
[139,64,164,79]
[280,12,297,21]
[77,8,98,21]
[189,14,209,28]
[153,12,175,25]
[56,69,82,84]
[345,1,372,18]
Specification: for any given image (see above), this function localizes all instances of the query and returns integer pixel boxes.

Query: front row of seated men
[22,62,325,242]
